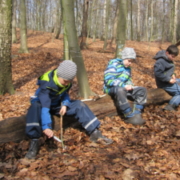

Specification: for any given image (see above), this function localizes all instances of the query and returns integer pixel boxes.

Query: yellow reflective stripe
[39,70,52,81]
[40,69,71,95]
[47,85,70,95]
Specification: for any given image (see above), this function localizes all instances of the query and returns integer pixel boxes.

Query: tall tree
[109,0,119,47]
[61,0,93,98]
[12,0,17,43]
[161,0,166,43]
[19,0,28,53]
[80,0,89,49]
[115,0,127,58]
[130,0,133,40]
[103,0,110,50]
[53,0,62,39]
[137,0,141,41]
[145,0,149,41]
[92,0,100,41]
[172,0,178,43]
[0,0,14,95]
[150,0,154,41]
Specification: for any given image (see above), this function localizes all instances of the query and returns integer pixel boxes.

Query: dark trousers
[109,86,147,112]
[26,100,100,139]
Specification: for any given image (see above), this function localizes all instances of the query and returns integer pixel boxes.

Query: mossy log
[0,88,171,143]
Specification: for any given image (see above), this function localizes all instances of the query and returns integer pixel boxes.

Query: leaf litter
[1,30,180,179]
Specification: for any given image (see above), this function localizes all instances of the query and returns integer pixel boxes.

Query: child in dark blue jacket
[25,60,112,159]
[154,45,179,111]
[104,48,147,125]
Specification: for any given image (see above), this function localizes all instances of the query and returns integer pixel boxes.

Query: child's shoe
[163,104,177,111]
[125,114,145,125]
[25,139,40,159]
[90,129,113,145]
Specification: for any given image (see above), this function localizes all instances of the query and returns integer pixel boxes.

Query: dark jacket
[154,50,175,88]
[31,69,71,130]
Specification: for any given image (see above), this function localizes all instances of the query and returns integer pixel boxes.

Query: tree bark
[80,0,89,49]
[115,0,127,59]
[12,0,17,43]
[19,0,29,53]
[61,0,93,98]
[137,0,141,41]
[0,88,172,143]
[172,0,178,44]
[0,0,14,95]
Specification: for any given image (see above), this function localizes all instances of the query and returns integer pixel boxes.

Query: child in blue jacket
[154,45,179,111]
[25,60,112,159]
[104,47,147,125]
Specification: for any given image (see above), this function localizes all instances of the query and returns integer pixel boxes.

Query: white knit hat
[57,60,77,80]
[122,47,136,60]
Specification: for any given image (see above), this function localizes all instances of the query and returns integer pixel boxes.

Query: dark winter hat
[57,60,77,80]
[122,47,136,60]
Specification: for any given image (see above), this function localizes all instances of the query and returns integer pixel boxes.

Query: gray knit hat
[57,60,77,80]
[121,47,136,60]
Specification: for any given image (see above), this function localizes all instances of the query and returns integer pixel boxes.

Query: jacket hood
[153,50,171,62]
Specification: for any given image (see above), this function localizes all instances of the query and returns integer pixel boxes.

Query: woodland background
[1,0,180,179]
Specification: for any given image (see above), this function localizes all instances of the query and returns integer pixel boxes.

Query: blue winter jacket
[103,58,133,93]
[31,69,71,130]
[154,50,175,88]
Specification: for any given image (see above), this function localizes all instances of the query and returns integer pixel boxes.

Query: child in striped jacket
[104,47,147,125]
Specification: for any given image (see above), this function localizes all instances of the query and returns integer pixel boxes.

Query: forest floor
[1,30,180,180]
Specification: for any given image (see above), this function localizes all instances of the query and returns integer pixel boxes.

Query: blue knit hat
[57,60,77,80]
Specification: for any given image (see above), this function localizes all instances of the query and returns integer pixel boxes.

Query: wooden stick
[60,115,65,149]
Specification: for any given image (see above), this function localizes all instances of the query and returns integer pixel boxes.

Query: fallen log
[0,88,171,143]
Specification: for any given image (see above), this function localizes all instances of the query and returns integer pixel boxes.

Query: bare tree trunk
[0,0,14,95]
[92,0,100,42]
[172,0,178,43]
[150,0,154,41]
[19,0,29,53]
[145,0,149,41]
[80,0,89,49]
[61,0,93,98]
[53,0,62,39]
[103,0,110,50]
[100,0,107,41]
[137,0,141,41]
[86,0,93,44]
[109,1,118,47]
[12,0,17,43]
[130,0,133,40]
[115,0,127,59]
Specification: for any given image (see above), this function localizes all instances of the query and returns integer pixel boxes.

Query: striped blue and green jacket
[103,58,133,93]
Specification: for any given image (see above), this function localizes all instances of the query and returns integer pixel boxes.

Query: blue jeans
[162,78,180,106]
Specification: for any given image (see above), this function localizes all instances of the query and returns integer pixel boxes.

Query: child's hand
[60,106,67,116]
[169,78,176,84]
[43,129,53,138]
[172,74,176,80]
[125,85,133,91]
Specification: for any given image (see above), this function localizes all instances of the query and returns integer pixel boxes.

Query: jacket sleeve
[61,92,71,107]
[154,61,171,82]
[104,62,133,88]
[38,88,52,130]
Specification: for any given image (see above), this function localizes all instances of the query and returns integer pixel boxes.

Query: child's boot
[163,104,177,111]
[90,129,113,145]
[25,139,40,159]
[124,107,145,125]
